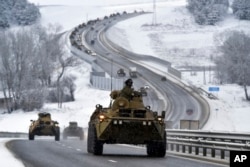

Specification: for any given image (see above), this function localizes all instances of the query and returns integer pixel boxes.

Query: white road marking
[108,160,117,163]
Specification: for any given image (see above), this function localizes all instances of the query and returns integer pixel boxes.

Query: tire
[87,126,93,153]
[146,131,166,157]
[29,132,34,140]
[55,127,60,141]
[87,124,103,155]
[92,126,103,155]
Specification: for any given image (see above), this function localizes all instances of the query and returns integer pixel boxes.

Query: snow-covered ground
[1,0,250,166]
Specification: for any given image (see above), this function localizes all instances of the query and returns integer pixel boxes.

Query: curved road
[6,12,212,167]
[82,12,209,129]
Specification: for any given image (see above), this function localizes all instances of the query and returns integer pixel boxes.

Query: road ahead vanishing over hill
[81,12,209,129]
[6,12,214,167]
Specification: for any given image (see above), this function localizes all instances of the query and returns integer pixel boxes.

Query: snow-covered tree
[0,0,40,28]
[0,24,77,112]
[232,0,250,20]
[187,0,229,25]
[215,31,250,100]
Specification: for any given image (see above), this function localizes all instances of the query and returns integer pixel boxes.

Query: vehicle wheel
[147,131,166,157]
[87,125,93,153]
[87,125,103,155]
[92,126,103,155]
[55,127,60,141]
[29,132,34,140]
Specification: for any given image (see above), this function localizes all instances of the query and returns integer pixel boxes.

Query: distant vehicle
[85,50,97,56]
[117,68,126,77]
[90,51,97,56]
[90,40,95,45]
[144,85,150,89]
[63,122,84,140]
[139,87,147,96]
[161,76,167,81]
[28,112,60,141]
[85,49,91,54]
[129,67,137,78]
[87,86,166,156]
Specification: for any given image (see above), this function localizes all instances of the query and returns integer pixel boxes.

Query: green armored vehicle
[63,121,84,140]
[87,89,166,157]
[29,112,60,141]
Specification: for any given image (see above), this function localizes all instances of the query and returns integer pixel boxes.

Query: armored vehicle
[63,122,84,140]
[117,68,126,77]
[139,87,147,96]
[29,112,60,141]
[88,89,166,157]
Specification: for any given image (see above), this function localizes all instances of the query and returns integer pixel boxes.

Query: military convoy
[87,87,166,157]
[28,112,60,141]
[63,122,84,140]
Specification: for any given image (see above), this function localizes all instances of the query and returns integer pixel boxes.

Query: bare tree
[215,31,250,100]
[0,24,79,111]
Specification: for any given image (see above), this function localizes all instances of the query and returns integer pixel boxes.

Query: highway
[81,12,209,129]
[7,138,224,167]
[5,12,214,167]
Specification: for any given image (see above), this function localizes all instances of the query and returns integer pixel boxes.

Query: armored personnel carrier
[63,121,84,140]
[28,112,60,141]
[88,89,166,157]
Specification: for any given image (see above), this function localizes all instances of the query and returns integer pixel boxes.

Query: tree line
[214,31,250,100]
[187,0,250,25]
[0,24,78,113]
[0,0,40,29]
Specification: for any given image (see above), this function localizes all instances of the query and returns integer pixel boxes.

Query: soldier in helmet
[120,78,134,101]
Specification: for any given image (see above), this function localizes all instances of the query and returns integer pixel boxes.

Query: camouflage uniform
[120,78,134,100]
[120,85,134,100]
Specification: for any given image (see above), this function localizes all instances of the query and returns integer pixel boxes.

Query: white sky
[1,0,250,166]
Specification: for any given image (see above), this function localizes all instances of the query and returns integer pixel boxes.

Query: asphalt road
[7,137,225,167]
[82,13,209,129]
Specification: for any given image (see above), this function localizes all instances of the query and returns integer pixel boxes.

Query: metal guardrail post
[170,144,174,151]
[211,149,215,157]
[188,146,192,154]
[176,144,180,152]
[203,148,207,156]
[182,145,186,153]
[221,150,225,159]
[195,147,199,155]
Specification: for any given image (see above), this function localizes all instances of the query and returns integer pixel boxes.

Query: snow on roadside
[0,139,24,167]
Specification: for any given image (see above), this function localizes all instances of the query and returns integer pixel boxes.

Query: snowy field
[1,0,250,166]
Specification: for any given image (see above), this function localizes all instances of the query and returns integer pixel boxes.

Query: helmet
[125,78,133,86]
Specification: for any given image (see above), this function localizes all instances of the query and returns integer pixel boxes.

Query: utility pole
[152,0,157,25]
[111,58,113,91]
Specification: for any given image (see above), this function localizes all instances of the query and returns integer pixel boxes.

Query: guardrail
[0,132,27,138]
[166,129,250,160]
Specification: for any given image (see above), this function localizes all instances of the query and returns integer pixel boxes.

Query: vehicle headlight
[99,114,105,122]
[118,101,125,107]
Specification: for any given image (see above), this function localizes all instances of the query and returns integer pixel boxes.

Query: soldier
[120,78,134,100]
